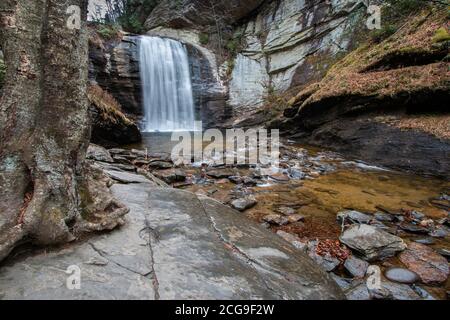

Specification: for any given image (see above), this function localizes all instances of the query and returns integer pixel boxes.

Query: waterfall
[139,36,196,132]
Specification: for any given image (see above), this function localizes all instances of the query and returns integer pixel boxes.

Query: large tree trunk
[0,0,128,261]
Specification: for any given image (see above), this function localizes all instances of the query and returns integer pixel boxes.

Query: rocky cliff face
[142,0,368,122]
[89,31,142,116]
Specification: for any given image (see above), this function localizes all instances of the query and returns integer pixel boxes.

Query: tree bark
[0,0,128,261]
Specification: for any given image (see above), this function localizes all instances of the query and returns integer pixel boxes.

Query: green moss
[432,27,450,43]
[98,24,120,39]
[199,33,210,45]
[370,24,397,43]
[0,58,5,90]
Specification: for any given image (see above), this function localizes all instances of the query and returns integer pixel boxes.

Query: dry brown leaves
[315,239,350,262]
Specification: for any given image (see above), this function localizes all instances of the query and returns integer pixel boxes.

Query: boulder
[340,224,407,261]
[384,268,420,284]
[207,168,236,179]
[263,214,289,226]
[337,210,373,225]
[86,144,113,163]
[399,242,449,285]
[154,169,187,184]
[231,197,257,212]
[344,256,369,278]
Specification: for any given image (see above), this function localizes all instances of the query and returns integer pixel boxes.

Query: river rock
[346,281,421,300]
[399,242,450,285]
[148,160,173,169]
[87,144,114,163]
[399,223,430,234]
[437,248,450,260]
[276,231,307,251]
[337,210,373,225]
[263,214,289,226]
[276,206,296,216]
[374,212,395,222]
[429,226,449,238]
[231,197,257,211]
[207,169,236,179]
[287,214,305,224]
[413,238,435,245]
[307,242,340,272]
[269,173,290,182]
[340,224,407,261]
[344,255,369,278]
[288,168,306,180]
[105,170,154,185]
[385,268,420,284]
[154,169,186,184]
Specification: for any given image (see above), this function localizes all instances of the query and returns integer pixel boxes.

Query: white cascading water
[139,36,196,132]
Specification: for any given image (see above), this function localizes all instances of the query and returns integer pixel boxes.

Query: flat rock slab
[399,242,449,285]
[105,170,156,185]
[340,224,406,261]
[0,185,344,300]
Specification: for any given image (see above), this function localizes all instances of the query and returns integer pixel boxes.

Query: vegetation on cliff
[286,6,449,134]
[88,85,142,147]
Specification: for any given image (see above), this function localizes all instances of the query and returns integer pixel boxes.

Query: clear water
[139,36,196,132]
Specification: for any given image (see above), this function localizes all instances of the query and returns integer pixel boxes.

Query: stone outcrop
[0,173,344,300]
[89,30,142,115]
[88,84,141,147]
[144,0,266,30]
[279,8,450,178]
[227,0,367,116]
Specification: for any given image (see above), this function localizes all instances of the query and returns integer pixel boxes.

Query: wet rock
[276,206,296,216]
[154,169,187,184]
[148,160,173,169]
[385,268,420,284]
[413,238,435,245]
[411,211,426,221]
[87,144,113,163]
[229,176,258,186]
[340,224,407,261]
[411,285,436,300]
[430,199,450,210]
[112,155,132,165]
[429,226,449,238]
[337,210,373,225]
[276,231,307,251]
[374,212,395,222]
[287,214,305,224]
[105,170,154,185]
[288,168,306,180]
[307,242,340,272]
[399,242,449,285]
[269,173,290,182]
[346,281,421,300]
[263,214,289,226]
[231,197,257,212]
[330,274,354,291]
[95,162,136,173]
[437,248,450,260]
[108,148,129,155]
[207,169,235,179]
[368,287,394,300]
[399,223,430,234]
[344,256,369,278]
